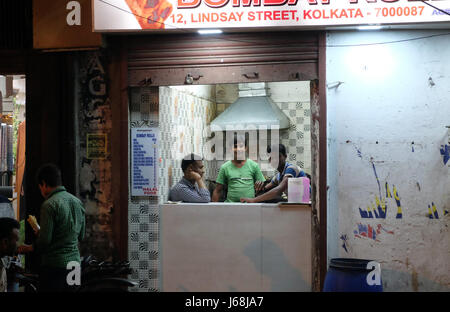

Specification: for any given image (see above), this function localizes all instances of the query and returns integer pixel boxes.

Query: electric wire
[420,0,450,17]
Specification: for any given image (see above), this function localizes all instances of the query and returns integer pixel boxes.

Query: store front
[4,0,447,293]
[89,1,447,291]
[110,31,327,291]
[90,0,450,292]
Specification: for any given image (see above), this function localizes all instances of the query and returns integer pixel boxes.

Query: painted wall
[326,30,450,291]
[78,51,118,261]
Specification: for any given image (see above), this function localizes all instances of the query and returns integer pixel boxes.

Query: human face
[268,153,286,170]
[0,228,19,257]
[38,182,52,198]
[232,142,247,161]
[192,160,205,178]
[38,183,46,198]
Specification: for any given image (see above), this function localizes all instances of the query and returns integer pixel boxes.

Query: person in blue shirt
[240,144,307,203]
[168,154,211,203]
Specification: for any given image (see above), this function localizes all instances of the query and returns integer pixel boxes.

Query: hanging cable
[420,0,450,17]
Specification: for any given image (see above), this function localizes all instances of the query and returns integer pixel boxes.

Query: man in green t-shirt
[212,135,265,202]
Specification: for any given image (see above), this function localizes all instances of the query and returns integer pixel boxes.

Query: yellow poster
[87,133,107,159]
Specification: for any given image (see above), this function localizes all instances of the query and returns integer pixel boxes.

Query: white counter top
[163,202,311,207]
[160,200,312,292]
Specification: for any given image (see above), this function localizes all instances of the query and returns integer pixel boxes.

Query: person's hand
[240,198,256,203]
[186,168,202,181]
[17,244,33,254]
[254,181,265,193]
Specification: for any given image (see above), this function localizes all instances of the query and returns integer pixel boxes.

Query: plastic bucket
[323,258,383,292]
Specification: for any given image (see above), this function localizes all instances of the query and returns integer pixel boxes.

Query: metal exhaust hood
[210,83,290,132]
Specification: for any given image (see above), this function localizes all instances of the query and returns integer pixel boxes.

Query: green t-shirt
[216,159,266,202]
[35,186,86,268]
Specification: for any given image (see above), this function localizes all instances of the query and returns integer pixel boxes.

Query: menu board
[131,128,159,196]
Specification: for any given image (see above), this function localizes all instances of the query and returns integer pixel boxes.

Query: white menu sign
[131,128,159,196]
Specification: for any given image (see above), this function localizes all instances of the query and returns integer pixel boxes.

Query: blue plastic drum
[323,258,383,292]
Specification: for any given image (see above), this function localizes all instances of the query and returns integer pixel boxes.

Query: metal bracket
[185,74,203,84]
[292,72,308,80]
[243,72,259,79]
[138,77,152,86]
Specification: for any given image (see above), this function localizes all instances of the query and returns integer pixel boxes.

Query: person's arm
[254,164,266,183]
[177,184,211,203]
[35,204,54,253]
[212,166,227,202]
[254,180,276,195]
[186,169,208,192]
[264,181,276,192]
[212,183,224,202]
[196,176,207,190]
[78,205,86,242]
[16,244,33,254]
[242,177,289,203]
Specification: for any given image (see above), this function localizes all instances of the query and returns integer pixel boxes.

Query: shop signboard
[33,0,102,49]
[93,0,450,31]
[131,128,159,196]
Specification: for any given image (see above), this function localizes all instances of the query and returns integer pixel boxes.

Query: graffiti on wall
[340,234,349,253]
[351,156,399,245]
[359,182,403,219]
[440,144,449,165]
[353,223,394,241]
[427,202,449,219]
[78,51,117,261]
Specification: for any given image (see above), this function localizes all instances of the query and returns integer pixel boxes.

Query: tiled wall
[128,85,216,292]
[128,86,160,292]
[215,82,312,176]
[158,86,217,202]
[279,101,312,174]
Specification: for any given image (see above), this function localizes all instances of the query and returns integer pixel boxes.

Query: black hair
[181,154,202,172]
[267,144,287,157]
[0,217,20,240]
[36,163,62,187]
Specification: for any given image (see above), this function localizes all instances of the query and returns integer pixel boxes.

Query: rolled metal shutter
[126,31,319,86]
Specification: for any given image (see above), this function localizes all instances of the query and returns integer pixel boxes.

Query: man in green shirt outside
[18,163,85,292]
[212,134,266,202]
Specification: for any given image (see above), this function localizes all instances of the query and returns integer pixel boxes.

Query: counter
[160,202,311,292]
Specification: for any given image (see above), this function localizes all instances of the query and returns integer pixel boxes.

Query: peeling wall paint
[327,30,450,291]
[77,51,117,261]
